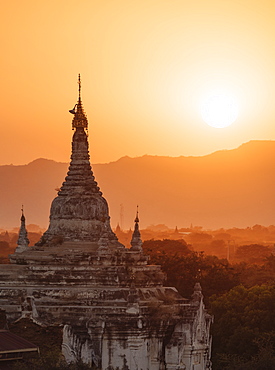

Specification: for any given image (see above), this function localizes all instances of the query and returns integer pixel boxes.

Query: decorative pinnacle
[78,73,81,100]
[70,74,88,130]
[16,204,29,250]
[130,205,142,251]
[135,205,139,223]
[21,205,25,221]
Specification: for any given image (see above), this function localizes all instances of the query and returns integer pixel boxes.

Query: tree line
[143,239,275,369]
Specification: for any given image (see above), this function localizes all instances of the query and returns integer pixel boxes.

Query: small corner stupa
[14,206,29,253]
[1,76,212,370]
[130,206,143,251]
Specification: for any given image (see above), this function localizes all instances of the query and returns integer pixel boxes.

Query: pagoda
[0,76,212,370]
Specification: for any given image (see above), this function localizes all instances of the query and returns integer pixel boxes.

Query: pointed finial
[135,205,139,223]
[78,73,81,100]
[21,205,25,222]
[15,205,29,253]
[130,206,142,251]
[70,74,88,130]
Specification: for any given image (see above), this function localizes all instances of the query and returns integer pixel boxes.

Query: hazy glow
[200,93,239,128]
[1,1,275,165]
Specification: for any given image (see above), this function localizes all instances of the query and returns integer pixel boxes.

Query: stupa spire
[37,75,121,246]
[15,206,29,253]
[130,206,143,251]
[70,74,88,130]
[78,73,81,100]
[135,205,139,223]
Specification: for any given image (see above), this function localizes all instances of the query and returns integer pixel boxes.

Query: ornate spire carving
[70,74,88,130]
[38,76,120,246]
[15,206,29,253]
[130,206,143,251]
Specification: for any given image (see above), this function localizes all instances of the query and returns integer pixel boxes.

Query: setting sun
[200,93,239,128]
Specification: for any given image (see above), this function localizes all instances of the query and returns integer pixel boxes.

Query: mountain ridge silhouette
[1,140,274,230]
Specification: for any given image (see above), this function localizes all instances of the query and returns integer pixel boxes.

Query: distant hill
[1,140,275,229]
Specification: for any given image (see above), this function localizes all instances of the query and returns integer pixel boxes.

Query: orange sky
[1,0,275,165]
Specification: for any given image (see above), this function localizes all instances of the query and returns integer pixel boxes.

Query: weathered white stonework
[15,209,29,253]
[0,76,212,369]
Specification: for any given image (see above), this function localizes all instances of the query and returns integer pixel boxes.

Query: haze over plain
[0,141,274,230]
